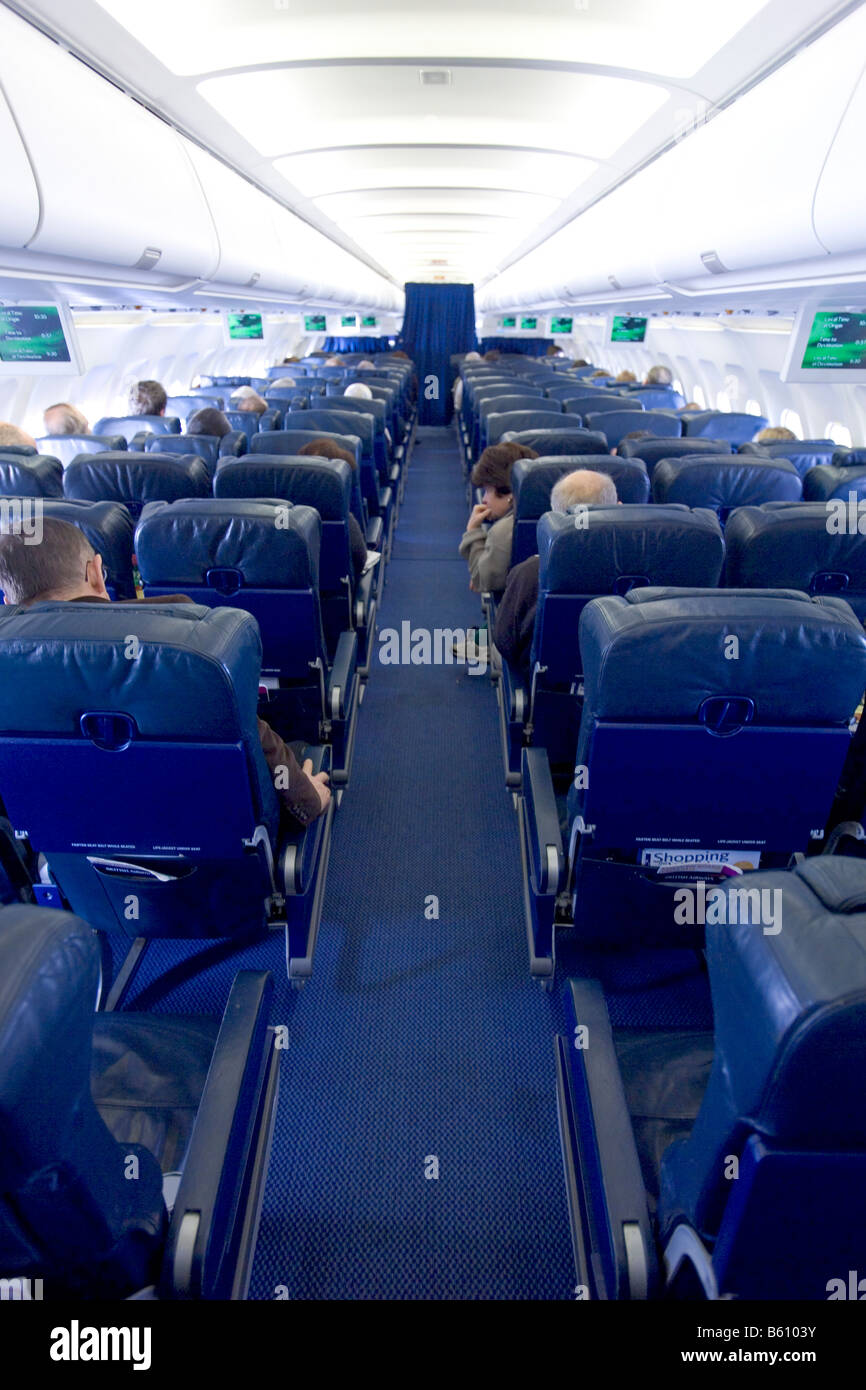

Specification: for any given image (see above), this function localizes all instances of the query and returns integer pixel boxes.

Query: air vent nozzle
[420,68,451,86]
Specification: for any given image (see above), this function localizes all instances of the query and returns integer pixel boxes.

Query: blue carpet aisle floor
[125,423,711,1299]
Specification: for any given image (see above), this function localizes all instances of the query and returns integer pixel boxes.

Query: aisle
[248,425,575,1299]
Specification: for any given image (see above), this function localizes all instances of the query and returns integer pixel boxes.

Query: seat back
[0,455,63,497]
[135,498,326,677]
[618,435,733,478]
[501,428,609,458]
[725,502,866,616]
[681,411,768,444]
[63,452,211,519]
[620,386,686,410]
[561,393,642,415]
[659,856,866,1297]
[224,410,259,442]
[0,905,166,1296]
[247,432,364,525]
[165,395,224,422]
[35,434,126,467]
[93,416,181,445]
[584,410,679,449]
[0,602,279,937]
[0,498,136,600]
[145,433,221,471]
[484,410,576,445]
[653,455,802,520]
[510,457,651,565]
[833,447,866,467]
[738,439,837,478]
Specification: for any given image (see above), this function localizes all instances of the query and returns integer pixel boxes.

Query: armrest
[499,652,526,722]
[558,978,657,1300]
[161,969,275,1299]
[355,566,375,629]
[377,484,393,513]
[389,464,401,484]
[365,515,383,549]
[521,747,564,895]
[327,629,358,722]
[278,745,332,896]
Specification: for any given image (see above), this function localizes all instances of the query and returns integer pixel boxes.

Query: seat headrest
[578,591,866,723]
[145,434,220,465]
[500,429,608,456]
[93,416,181,441]
[538,506,724,593]
[294,409,373,444]
[738,440,838,478]
[0,455,63,497]
[681,411,768,442]
[619,436,733,469]
[513,455,650,507]
[214,456,352,522]
[725,504,866,593]
[833,447,866,467]
[63,452,211,507]
[135,499,320,588]
[254,430,361,466]
[653,455,803,511]
[804,465,866,502]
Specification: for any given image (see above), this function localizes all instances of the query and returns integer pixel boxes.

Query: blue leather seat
[618,435,733,479]
[620,385,686,410]
[213,456,377,678]
[0,497,136,600]
[63,451,211,519]
[519,589,866,972]
[510,456,651,567]
[247,431,368,537]
[483,410,577,447]
[165,395,224,423]
[725,502,866,617]
[681,411,768,444]
[562,393,642,416]
[266,364,305,380]
[93,416,181,446]
[479,397,562,451]
[500,428,609,458]
[286,409,390,537]
[803,465,866,503]
[258,408,282,431]
[264,388,312,407]
[653,455,802,519]
[135,498,359,783]
[0,455,63,498]
[225,409,259,442]
[556,855,866,1299]
[833,447,866,467]
[326,395,395,489]
[738,439,837,478]
[584,410,681,449]
[144,431,246,475]
[545,381,588,401]
[0,902,278,1298]
[0,601,333,983]
[499,505,724,785]
[35,434,127,468]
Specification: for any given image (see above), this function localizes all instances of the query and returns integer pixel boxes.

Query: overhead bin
[813,63,866,257]
[183,140,286,289]
[0,86,40,249]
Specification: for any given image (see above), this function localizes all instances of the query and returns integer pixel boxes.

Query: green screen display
[520,317,538,331]
[341,315,357,328]
[0,305,71,363]
[801,311,866,370]
[501,316,517,329]
[611,315,647,343]
[361,315,377,328]
[226,312,263,341]
[304,315,327,332]
[550,316,573,334]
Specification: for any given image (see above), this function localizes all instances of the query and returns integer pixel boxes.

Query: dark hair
[282,356,301,364]
[128,380,167,416]
[0,518,93,605]
[297,436,356,470]
[187,407,231,438]
[470,442,538,493]
[620,429,654,444]
[572,359,589,368]
[482,349,501,363]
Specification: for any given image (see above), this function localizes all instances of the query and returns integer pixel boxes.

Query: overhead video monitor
[361,315,377,328]
[341,315,357,329]
[0,303,82,374]
[501,316,517,329]
[781,306,866,382]
[611,315,647,343]
[520,317,538,331]
[304,314,327,332]
[550,316,573,334]
[225,311,264,342]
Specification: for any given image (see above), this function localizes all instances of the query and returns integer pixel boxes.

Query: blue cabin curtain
[323,336,392,355]
[399,283,477,425]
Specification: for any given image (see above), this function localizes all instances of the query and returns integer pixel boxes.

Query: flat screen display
[501,316,517,329]
[304,315,327,332]
[520,317,538,331]
[550,316,573,334]
[611,315,647,343]
[0,305,72,363]
[801,310,866,370]
[361,315,377,328]
[341,315,357,328]
[226,311,263,341]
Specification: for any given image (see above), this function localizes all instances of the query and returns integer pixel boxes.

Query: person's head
[269,377,296,390]
[756,425,797,444]
[297,437,356,470]
[590,369,609,379]
[128,380,167,417]
[550,469,619,512]
[483,349,501,363]
[464,351,482,363]
[234,390,268,414]
[546,343,563,355]
[357,359,376,369]
[470,442,538,516]
[344,382,373,400]
[614,370,637,384]
[43,403,89,436]
[572,359,589,369]
[0,422,37,450]
[324,356,345,367]
[0,518,109,606]
[615,428,654,455]
[390,350,410,361]
[187,407,231,438]
[645,364,673,386]
[282,356,300,364]
[681,402,703,411]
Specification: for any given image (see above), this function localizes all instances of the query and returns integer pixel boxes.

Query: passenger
[231,386,268,414]
[324,356,345,367]
[296,438,368,585]
[344,382,373,400]
[483,349,501,363]
[572,359,589,369]
[614,428,654,455]
[0,422,37,450]
[644,365,673,386]
[589,369,610,379]
[681,402,703,411]
[128,380,167,416]
[546,344,564,356]
[0,520,330,826]
[463,351,482,363]
[282,356,301,364]
[458,443,539,595]
[614,370,637,384]
[357,360,377,370]
[390,350,411,361]
[756,425,798,443]
[493,469,619,681]
[43,403,90,436]
[187,407,232,438]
